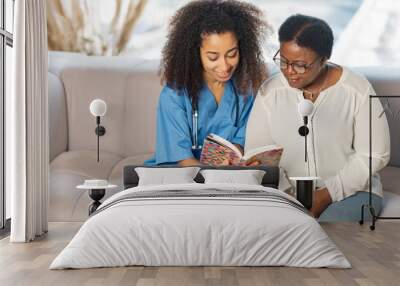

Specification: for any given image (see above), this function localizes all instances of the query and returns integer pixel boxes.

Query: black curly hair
[278,14,334,59]
[161,0,270,103]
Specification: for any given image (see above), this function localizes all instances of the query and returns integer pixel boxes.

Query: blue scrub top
[145,80,254,165]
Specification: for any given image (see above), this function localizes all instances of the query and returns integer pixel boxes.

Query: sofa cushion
[49,150,123,222]
[379,165,400,195]
[50,150,122,178]
[122,70,161,157]
[59,58,162,158]
[108,155,154,185]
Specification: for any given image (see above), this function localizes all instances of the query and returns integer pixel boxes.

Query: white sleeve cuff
[324,176,345,202]
[278,167,294,196]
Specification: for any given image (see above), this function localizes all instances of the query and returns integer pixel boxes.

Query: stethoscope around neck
[191,83,240,150]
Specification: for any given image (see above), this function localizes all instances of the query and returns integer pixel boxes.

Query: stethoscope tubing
[191,83,240,150]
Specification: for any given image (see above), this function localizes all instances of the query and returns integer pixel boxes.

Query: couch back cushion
[60,58,162,158]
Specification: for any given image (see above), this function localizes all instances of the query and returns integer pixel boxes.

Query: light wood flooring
[0,221,399,286]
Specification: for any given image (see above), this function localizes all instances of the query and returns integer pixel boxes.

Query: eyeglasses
[272,50,321,74]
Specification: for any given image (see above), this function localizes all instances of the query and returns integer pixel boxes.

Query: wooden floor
[0,221,399,286]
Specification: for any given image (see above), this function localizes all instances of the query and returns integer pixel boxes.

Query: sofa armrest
[48,72,68,162]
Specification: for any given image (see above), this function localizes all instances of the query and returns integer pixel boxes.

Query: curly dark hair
[161,0,270,102]
[278,14,334,59]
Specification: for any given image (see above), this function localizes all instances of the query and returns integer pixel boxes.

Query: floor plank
[0,222,399,286]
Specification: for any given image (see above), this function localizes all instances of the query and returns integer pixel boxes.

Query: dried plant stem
[111,0,122,34]
[115,0,148,55]
[47,0,147,56]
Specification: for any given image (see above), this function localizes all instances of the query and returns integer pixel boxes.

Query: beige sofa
[49,52,163,221]
[48,51,400,222]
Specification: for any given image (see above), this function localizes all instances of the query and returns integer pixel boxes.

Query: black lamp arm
[94,116,106,162]
[298,116,310,162]
[95,116,106,136]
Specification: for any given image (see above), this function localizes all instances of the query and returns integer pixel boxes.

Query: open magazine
[200,133,283,166]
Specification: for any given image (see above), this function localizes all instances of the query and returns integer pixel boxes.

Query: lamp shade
[298,99,314,117]
[89,99,107,117]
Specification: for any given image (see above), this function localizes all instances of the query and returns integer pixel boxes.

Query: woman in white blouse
[245,14,390,220]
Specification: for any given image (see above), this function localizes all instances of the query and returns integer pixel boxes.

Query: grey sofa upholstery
[48,51,400,221]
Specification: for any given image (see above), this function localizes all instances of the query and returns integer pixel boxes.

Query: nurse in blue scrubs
[145,0,270,166]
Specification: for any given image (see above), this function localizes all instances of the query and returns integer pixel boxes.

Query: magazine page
[242,145,283,166]
[200,138,241,166]
[207,134,243,158]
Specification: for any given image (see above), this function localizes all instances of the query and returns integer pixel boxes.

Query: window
[1,0,14,233]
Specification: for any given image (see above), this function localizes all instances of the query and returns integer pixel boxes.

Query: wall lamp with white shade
[297,99,314,163]
[89,99,107,162]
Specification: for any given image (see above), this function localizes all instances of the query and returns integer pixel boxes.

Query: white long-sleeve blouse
[245,67,390,202]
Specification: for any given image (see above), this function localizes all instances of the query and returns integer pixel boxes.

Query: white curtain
[7,0,49,242]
